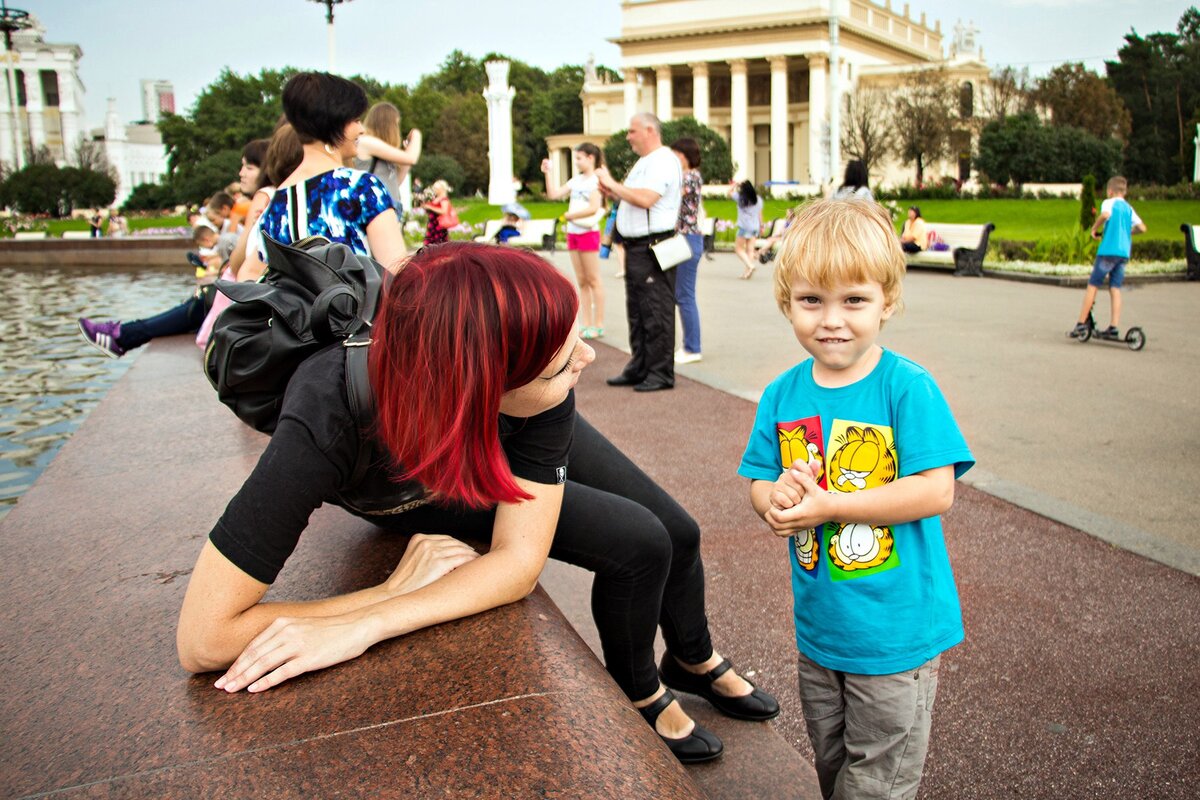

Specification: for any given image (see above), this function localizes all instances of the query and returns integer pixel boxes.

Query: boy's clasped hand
[765,461,837,534]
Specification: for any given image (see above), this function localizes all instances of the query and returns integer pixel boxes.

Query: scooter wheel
[1125,327,1146,351]
[1072,326,1092,343]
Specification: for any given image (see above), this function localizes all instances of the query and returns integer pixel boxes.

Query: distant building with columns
[546,0,989,191]
[94,97,169,207]
[0,15,86,170]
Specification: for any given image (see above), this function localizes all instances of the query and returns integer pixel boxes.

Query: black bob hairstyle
[282,72,369,147]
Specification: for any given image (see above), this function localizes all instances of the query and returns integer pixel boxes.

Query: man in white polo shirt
[595,113,682,392]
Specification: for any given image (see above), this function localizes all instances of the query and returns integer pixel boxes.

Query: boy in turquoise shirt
[739,199,974,799]
[1071,175,1147,340]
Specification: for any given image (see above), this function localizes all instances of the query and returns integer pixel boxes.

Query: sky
[20,0,1193,131]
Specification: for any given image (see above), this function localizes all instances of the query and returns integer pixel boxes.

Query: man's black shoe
[634,380,673,392]
[606,374,642,386]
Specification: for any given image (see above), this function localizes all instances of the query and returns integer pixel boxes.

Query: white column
[655,65,673,121]
[0,108,11,167]
[690,62,709,125]
[2,52,23,170]
[729,59,749,181]
[1194,123,1199,183]
[22,68,43,152]
[829,8,843,188]
[57,70,79,163]
[768,56,789,182]
[807,54,827,185]
[623,68,638,122]
[483,60,516,206]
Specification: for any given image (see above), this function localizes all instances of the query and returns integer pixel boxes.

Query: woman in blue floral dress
[254,72,407,272]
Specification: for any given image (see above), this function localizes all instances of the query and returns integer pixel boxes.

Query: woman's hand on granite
[214,613,376,693]
[383,533,479,597]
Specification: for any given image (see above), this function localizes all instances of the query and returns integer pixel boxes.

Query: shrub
[122,183,179,212]
[1080,175,1097,230]
[603,116,733,182]
[412,154,467,195]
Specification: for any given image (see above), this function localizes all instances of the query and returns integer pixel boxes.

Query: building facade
[96,97,169,207]
[0,15,86,170]
[547,0,988,191]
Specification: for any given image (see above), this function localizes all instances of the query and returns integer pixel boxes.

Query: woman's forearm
[357,548,539,645]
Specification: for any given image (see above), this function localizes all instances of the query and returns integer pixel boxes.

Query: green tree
[427,94,490,195]
[892,70,956,186]
[58,166,117,211]
[603,117,733,183]
[1106,8,1200,183]
[4,163,63,215]
[121,182,178,212]
[412,153,466,194]
[976,113,1121,186]
[1032,62,1131,140]
[171,149,243,205]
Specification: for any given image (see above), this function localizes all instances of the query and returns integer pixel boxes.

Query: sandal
[637,688,724,764]
[660,653,780,721]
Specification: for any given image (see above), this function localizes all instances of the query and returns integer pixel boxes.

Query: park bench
[473,217,558,251]
[905,222,995,277]
[61,230,93,240]
[12,231,46,240]
[700,215,716,257]
[754,218,789,251]
[1180,224,1200,281]
[0,336,701,798]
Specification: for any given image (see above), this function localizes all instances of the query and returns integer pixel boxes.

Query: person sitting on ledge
[177,242,779,765]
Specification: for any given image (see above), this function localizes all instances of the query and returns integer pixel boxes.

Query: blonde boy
[1071,176,1146,340]
[738,200,974,800]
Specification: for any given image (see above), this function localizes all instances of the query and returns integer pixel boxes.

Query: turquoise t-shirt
[1097,198,1135,258]
[738,350,974,675]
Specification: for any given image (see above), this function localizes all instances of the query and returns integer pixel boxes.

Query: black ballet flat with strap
[637,687,724,764]
[659,653,781,721]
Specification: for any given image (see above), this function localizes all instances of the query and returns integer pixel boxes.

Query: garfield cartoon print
[777,417,827,576]
[825,419,899,579]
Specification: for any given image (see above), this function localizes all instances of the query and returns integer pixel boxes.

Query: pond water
[0,264,193,519]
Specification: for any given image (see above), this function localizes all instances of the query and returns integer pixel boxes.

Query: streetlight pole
[307,0,352,73]
[0,0,30,171]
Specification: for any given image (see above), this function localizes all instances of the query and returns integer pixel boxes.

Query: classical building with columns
[546,0,988,191]
[0,15,86,170]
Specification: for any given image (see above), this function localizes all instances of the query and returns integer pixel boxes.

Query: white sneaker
[674,349,703,364]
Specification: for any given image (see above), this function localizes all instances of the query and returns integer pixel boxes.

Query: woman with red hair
[177,243,777,764]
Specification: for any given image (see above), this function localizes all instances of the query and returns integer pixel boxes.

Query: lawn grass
[18,215,188,237]
[455,198,1198,243]
[879,199,1200,242]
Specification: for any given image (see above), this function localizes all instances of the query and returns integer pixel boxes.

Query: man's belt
[619,230,676,246]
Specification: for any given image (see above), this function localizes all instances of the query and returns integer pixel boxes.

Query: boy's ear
[881,300,897,321]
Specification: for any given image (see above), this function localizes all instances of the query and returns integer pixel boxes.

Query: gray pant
[796,651,941,800]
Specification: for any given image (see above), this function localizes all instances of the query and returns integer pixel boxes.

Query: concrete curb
[960,468,1200,578]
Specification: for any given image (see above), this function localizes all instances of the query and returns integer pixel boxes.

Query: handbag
[650,233,693,270]
[437,205,459,229]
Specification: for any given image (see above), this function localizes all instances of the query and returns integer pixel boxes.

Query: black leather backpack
[203,234,381,436]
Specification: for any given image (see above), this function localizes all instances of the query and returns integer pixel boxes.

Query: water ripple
[0,264,194,518]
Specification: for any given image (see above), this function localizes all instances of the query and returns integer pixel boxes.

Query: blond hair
[363,102,401,149]
[1106,175,1128,195]
[773,199,906,315]
[431,179,451,196]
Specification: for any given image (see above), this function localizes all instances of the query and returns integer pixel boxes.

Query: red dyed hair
[369,242,579,508]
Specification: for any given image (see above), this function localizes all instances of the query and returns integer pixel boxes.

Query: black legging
[374,414,714,700]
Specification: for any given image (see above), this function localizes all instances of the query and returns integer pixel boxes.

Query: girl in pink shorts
[542,143,606,339]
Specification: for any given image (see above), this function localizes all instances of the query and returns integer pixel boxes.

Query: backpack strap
[344,332,375,488]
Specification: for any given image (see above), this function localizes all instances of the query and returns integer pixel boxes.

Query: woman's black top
[209,345,575,584]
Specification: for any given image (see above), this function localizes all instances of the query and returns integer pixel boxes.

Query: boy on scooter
[1071,176,1147,340]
